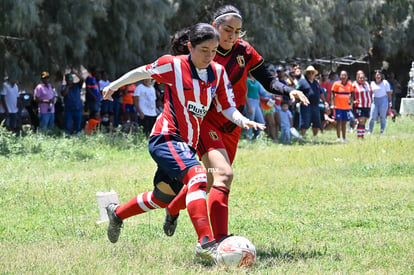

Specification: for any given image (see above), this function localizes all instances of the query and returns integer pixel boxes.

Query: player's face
[188,39,218,69]
[340,71,348,83]
[357,74,365,83]
[215,16,242,50]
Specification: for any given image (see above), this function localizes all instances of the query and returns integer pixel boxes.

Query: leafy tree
[89,0,172,78]
[1,0,41,80]
[1,0,413,86]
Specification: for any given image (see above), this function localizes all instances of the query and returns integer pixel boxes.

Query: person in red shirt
[163,5,309,243]
[320,71,332,103]
[101,23,264,263]
[331,70,354,142]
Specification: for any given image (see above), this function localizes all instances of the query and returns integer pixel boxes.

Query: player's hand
[102,86,114,101]
[289,89,309,106]
[242,120,266,131]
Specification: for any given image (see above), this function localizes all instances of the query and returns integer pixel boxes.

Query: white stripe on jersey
[173,58,194,147]
[149,62,172,75]
[186,190,207,206]
[191,79,202,141]
[161,117,169,134]
[213,63,235,112]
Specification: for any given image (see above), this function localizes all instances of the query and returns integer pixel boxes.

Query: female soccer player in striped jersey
[353,70,372,138]
[102,23,264,263]
[164,5,309,243]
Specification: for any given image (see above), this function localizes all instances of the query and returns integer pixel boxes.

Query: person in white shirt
[368,70,392,134]
[0,76,20,132]
[134,79,157,136]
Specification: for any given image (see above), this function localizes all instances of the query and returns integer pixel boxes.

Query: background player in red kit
[101,23,264,263]
[164,5,309,242]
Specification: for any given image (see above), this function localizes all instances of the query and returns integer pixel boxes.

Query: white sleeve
[221,106,250,127]
[108,66,151,91]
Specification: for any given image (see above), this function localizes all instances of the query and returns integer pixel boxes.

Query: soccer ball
[217,236,256,268]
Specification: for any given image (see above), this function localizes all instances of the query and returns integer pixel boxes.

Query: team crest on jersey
[227,82,235,99]
[210,85,217,97]
[209,130,219,141]
[236,55,245,67]
[187,101,207,118]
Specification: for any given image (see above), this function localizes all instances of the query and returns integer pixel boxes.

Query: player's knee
[214,165,233,188]
[153,187,176,204]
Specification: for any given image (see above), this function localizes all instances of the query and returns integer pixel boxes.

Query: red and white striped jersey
[353,81,372,108]
[149,55,235,148]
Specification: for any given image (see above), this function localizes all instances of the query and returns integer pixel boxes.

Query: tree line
[1,0,413,86]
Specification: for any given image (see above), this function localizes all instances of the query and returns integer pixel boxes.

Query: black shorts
[354,107,370,118]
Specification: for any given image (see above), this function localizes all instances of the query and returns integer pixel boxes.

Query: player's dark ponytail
[171,28,190,55]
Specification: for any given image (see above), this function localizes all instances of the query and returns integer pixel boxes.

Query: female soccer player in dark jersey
[102,23,264,263]
[164,5,309,242]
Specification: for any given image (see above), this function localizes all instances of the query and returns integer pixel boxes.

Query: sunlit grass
[1,117,413,274]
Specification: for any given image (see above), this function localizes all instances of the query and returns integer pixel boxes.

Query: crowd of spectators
[0,66,164,136]
[0,63,405,143]
[243,63,404,144]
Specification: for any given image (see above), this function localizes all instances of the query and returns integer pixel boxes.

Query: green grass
[1,117,413,274]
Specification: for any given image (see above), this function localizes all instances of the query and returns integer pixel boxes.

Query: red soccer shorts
[197,119,241,164]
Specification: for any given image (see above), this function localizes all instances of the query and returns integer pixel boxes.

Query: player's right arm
[103,55,174,100]
[102,66,152,100]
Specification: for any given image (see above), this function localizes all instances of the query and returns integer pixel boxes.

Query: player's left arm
[251,63,309,105]
[221,106,265,130]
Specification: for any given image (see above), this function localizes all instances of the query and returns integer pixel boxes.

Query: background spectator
[259,90,278,142]
[388,72,402,114]
[297,66,327,137]
[331,70,354,142]
[61,71,84,135]
[352,70,372,139]
[245,73,266,140]
[0,75,20,133]
[320,71,332,104]
[34,71,56,133]
[121,83,137,124]
[85,66,101,118]
[368,70,392,134]
[279,100,293,144]
[134,79,157,137]
[51,71,64,130]
[99,70,114,130]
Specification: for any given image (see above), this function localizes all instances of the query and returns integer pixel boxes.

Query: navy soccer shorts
[148,134,201,194]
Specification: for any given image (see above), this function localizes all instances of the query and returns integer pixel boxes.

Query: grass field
[0,117,413,274]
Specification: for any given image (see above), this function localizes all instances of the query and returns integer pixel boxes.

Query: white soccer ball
[217,236,256,268]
